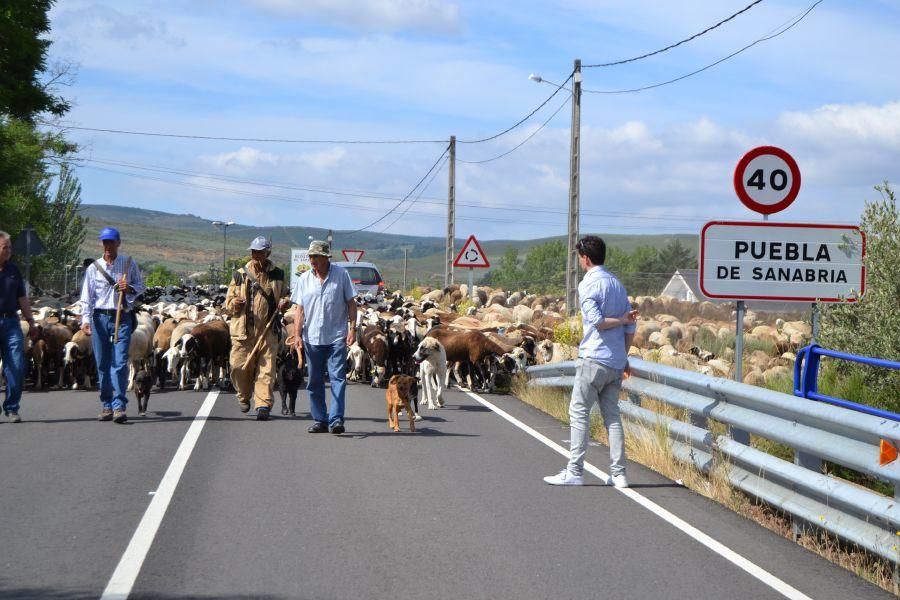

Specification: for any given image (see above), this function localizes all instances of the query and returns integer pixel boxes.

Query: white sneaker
[543,469,584,486]
[611,474,629,488]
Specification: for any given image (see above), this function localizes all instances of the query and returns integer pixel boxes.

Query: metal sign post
[468,268,475,301]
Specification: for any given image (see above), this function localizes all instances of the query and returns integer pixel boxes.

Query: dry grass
[511,379,897,594]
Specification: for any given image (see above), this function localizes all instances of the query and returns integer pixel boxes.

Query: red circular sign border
[733,145,801,215]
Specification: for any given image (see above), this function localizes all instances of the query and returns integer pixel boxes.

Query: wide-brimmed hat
[308,240,331,257]
[248,236,271,251]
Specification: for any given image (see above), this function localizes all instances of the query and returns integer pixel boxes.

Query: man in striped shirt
[79,227,145,423]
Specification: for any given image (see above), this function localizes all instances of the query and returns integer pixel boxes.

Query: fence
[526,358,900,565]
[795,344,900,421]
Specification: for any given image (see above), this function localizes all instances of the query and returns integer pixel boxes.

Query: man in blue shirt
[0,231,39,422]
[80,227,145,424]
[291,240,357,434]
[544,236,637,488]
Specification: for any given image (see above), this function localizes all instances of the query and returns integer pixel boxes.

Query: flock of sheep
[7,281,813,412]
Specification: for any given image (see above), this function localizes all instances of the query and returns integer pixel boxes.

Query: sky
[43,0,900,241]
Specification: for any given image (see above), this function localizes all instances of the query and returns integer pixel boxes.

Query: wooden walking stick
[113,275,126,343]
[241,309,280,370]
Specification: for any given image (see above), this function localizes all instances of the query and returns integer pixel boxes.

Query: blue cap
[98,227,120,241]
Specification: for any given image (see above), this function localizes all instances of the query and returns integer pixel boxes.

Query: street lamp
[531,60,582,317]
[211,220,235,282]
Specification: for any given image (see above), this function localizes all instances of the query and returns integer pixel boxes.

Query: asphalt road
[0,381,892,600]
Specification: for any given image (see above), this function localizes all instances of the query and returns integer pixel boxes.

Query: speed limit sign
[733,146,801,215]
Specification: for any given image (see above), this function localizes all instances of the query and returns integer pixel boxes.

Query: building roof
[665,269,810,315]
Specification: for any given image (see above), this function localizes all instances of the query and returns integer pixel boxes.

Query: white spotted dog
[413,337,447,410]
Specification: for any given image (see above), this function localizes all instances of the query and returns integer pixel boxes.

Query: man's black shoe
[307,421,328,433]
[256,407,270,421]
[329,421,345,435]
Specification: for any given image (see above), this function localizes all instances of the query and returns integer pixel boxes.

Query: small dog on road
[386,375,418,432]
[279,346,305,416]
[135,369,153,416]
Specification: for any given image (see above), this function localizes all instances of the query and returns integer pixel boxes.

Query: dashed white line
[462,389,815,600]
[100,391,219,600]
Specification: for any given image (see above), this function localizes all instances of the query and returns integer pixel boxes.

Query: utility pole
[403,247,409,292]
[327,229,334,252]
[565,59,582,317]
[211,220,234,282]
[445,135,456,288]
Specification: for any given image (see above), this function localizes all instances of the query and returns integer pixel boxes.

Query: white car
[333,261,385,297]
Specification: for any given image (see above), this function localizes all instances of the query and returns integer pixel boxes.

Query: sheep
[347,342,367,382]
[360,325,390,387]
[178,320,230,391]
[62,330,94,390]
[152,317,179,388]
[164,320,198,389]
[425,327,508,392]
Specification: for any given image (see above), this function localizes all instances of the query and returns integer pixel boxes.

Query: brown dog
[386,375,418,432]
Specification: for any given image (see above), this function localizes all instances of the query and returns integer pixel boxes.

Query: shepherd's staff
[113,274,126,343]
[241,308,281,370]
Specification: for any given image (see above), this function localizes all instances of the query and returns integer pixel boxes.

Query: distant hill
[78,204,698,288]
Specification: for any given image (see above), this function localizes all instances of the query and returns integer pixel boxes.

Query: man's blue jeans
[305,342,347,426]
[0,317,26,415]
[91,312,133,411]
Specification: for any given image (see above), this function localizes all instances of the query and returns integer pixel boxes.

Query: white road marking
[462,389,815,600]
[100,391,219,600]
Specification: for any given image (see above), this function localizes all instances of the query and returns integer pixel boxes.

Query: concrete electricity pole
[565,59,582,317]
[445,135,456,288]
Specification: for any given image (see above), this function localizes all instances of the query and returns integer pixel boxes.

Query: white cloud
[777,102,900,150]
[247,0,461,34]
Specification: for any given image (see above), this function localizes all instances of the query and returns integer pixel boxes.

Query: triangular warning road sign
[453,235,490,268]
[342,249,365,263]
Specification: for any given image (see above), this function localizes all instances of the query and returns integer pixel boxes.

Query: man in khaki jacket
[225,236,290,420]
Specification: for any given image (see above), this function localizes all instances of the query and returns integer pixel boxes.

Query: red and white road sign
[700,221,865,302]
[453,235,490,268]
[733,146,801,215]
[341,249,365,263]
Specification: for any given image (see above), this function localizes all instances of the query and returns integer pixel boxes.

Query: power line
[347,145,450,234]
[458,95,570,165]
[583,0,764,68]
[457,70,575,144]
[584,0,822,95]
[42,123,446,145]
[43,71,576,149]
[81,156,715,222]
[381,154,449,233]
[80,164,701,232]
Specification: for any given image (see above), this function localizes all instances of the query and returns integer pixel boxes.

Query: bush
[552,318,583,346]
[820,183,900,411]
[145,264,181,287]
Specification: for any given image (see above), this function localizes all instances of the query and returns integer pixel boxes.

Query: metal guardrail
[526,358,900,565]
[795,343,900,421]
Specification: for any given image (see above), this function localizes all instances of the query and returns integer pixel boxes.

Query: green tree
[145,264,182,287]
[820,183,900,409]
[0,0,70,121]
[0,120,71,237]
[521,240,566,292]
[1,1,75,269]
[34,163,87,276]
[657,239,696,272]
[490,246,522,289]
